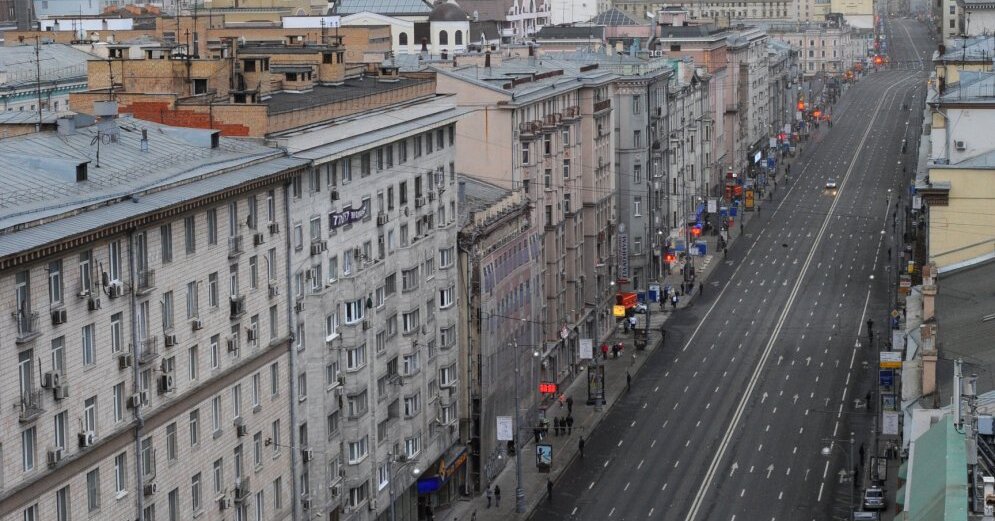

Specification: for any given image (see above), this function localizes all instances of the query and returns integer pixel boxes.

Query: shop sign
[613,305,626,317]
[439,449,468,480]
[328,200,369,229]
[618,233,629,278]
[579,338,593,359]
[539,382,558,394]
[496,416,513,441]
[880,352,902,369]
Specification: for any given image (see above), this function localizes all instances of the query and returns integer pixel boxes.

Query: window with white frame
[325,310,340,341]
[346,344,367,371]
[347,390,368,418]
[440,325,455,349]
[402,309,419,334]
[347,436,368,464]
[403,393,420,417]
[344,299,364,324]
[439,286,454,309]
[377,462,389,491]
[440,364,457,387]
[439,247,454,268]
[402,352,419,376]
[403,434,420,458]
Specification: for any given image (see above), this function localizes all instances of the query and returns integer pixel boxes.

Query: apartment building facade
[456,177,542,494]
[665,67,713,246]
[435,54,617,390]
[0,109,306,521]
[768,21,861,77]
[269,97,464,520]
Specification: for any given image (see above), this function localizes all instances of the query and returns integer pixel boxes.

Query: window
[208,272,219,307]
[82,323,96,366]
[403,352,419,376]
[297,372,307,402]
[327,256,338,282]
[271,419,281,455]
[48,260,63,305]
[252,373,261,409]
[634,196,642,216]
[84,396,97,435]
[86,469,100,512]
[563,159,570,179]
[249,256,258,289]
[346,344,367,371]
[54,486,70,521]
[402,267,418,291]
[521,142,529,164]
[347,436,368,464]
[634,130,642,148]
[326,411,340,439]
[273,477,283,510]
[398,32,409,45]
[440,247,454,268]
[191,473,202,513]
[113,383,125,422]
[186,282,199,319]
[253,432,263,468]
[162,291,174,331]
[344,299,364,324]
[440,325,456,348]
[633,163,642,184]
[404,434,421,458]
[402,309,419,334]
[160,224,173,263]
[361,153,371,177]
[440,364,457,387]
[166,422,178,461]
[439,286,454,309]
[213,458,224,494]
[189,409,200,447]
[168,488,179,521]
[325,310,340,341]
[184,216,196,254]
[212,396,222,435]
[21,427,36,472]
[141,436,155,478]
[254,491,265,521]
[78,250,93,294]
[210,335,220,370]
[439,30,448,45]
[270,362,280,397]
[347,390,368,417]
[188,345,199,381]
[207,209,218,245]
[403,393,420,417]
[632,94,642,114]
[114,452,127,495]
[455,29,463,45]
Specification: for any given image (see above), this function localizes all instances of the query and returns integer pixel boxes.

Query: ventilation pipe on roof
[485,50,491,70]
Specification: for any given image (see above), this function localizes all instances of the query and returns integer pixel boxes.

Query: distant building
[957,0,995,38]
[0,42,96,113]
[546,0,610,24]
[532,24,606,52]
[336,0,472,55]
[766,20,862,76]
[831,0,874,28]
[587,8,654,51]
[461,0,550,46]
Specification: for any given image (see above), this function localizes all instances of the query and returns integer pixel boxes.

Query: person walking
[579,437,585,457]
[601,343,609,361]
[553,417,560,437]
[566,396,573,415]
[671,294,678,310]
[547,478,554,502]
[626,371,631,391]
[486,487,493,508]
[566,415,574,435]
[699,282,704,296]
[494,485,501,508]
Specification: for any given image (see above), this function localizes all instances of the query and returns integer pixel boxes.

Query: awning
[898,461,908,480]
[895,483,907,506]
[417,446,468,495]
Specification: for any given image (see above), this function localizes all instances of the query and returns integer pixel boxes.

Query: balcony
[136,268,156,295]
[563,105,581,120]
[518,121,540,139]
[138,336,160,365]
[228,235,244,259]
[13,310,41,344]
[19,389,44,423]
[593,99,611,113]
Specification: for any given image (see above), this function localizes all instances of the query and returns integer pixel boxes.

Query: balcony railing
[593,99,611,113]
[19,389,44,423]
[138,336,160,365]
[228,235,244,258]
[136,268,156,294]
[13,310,41,344]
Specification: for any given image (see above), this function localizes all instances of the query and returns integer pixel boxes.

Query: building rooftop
[935,259,995,400]
[0,109,74,125]
[938,71,995,103]
[656,24,729,40]
[332,0,432,16]
[937,35,995,61]
[428,1,469,22]
[587,8,642,26]
[433,57,616,102]
[265,75,434,113]
[900,416,968,521]
[0,114,291,235]
[535,25,605,40]
[459,175,511,215]
[0,43,97,88]
[537,51,672,77]
[460,0,516,21]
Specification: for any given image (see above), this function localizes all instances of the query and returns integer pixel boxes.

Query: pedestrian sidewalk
[436,201,767,521]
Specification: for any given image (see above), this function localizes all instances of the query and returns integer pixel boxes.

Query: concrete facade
[269,98,464,520]
[0,113,305,521]
[767,21,862,77]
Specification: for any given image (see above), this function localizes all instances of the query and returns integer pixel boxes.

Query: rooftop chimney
[485,50,491,69]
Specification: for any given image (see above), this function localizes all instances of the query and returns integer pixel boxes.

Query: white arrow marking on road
[648,508,654,518]
[730,462,739,477]
[793,394,799,404]
[572,507,579,516]
[777,355,783,365]
[589,482,596,490]
[805,468,810,481]
[638,459,644,470]
[806,356,811,366]
[761,392,768,403]
[767,465,775,479]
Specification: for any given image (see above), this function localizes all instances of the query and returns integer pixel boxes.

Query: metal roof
[459,175,511,215]
[0,43,97,88]
[0,109,74,125]
[934,259,995,400]
[459,0,515,21]
[432,57,616,102]
[904,416,968,521]
[587,8,641,26]
[938,71,995,103]
[535,25,604,40]
[538,51,672,78]
[333,0,432,15]
[937,35,995,61]
[265,76,433,114]
[0,115,282,230]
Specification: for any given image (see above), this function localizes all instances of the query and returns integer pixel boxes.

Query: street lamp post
[387,453,421,521]
[510,340,527,513]
[821,432,856,516]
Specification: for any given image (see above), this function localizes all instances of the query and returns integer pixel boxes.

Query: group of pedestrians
[551,415,574,436]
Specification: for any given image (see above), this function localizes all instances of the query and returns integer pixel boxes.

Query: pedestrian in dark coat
[486,487,493,508]
[566,415,574,435]
[547,478,554,502]
[579,437,585,457]
[494,485,501,507]
[566,396,573,415]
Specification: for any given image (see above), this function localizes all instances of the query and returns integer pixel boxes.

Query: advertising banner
[882,411,900,435]
[880,352,902,369]
[744,189,755,210]
[496,416,513,441]
[579,338,593,360]
[536,444,552,472]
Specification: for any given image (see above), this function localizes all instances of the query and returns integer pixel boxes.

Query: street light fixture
[387,453,421,521]
[821,432,856,516]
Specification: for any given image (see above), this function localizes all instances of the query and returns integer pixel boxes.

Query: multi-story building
[547,0,610,25]
[831,0,875,28]
[943,0,964,43]
[542,52,673,290]
[767,39,801,139]
[456,177,542,494]
[0,43,96,113]
[0,108,306,521]
[461,0,550,46]
[614,0,795,23]
[435,52,617,390]
[268,95,464,519]
[339,1,471,56]
[767,20,861,77]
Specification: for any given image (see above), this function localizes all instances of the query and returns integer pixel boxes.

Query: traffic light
[812,109,822,118]
[797,100,806,111]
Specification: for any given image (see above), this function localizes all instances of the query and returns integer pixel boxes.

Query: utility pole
[510,340,526,513]
[34,37,42,132]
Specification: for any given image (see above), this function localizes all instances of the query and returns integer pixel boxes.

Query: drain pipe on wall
[126,229,147,520]
[281,177,302,521]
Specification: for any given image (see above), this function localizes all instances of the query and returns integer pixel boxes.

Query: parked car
[634,303,648,314]
[852,511,880,521]
[862,486,886,510]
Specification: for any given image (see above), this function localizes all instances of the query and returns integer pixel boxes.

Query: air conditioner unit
[191,318,204,331]
[302,448,314,463]
[118,352,134,370]
[140,390,150,405]
[218,497,232,510]
[42,370,62,389]
[377,213,389,226]
[310,241,327,256]
[268,222,280,234]
[236,421,249,437]
[158,373,175,393]
[415,197,426,208]
[51,308,68,325]
[129,393,143,409]
[47,448,64,468]
[330,190,340,202]
[369,499,378,511]
[87,296,101,311]
[78,431,95,448]
[143,482,158,496]
[955,140,966,151]
[253,232,266,246]
[54,384,70,400]
[268,281,280,298]
[164,334,178,348]
[107,280,123,299]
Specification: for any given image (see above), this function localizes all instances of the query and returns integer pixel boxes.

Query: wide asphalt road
[532,18,933,521]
